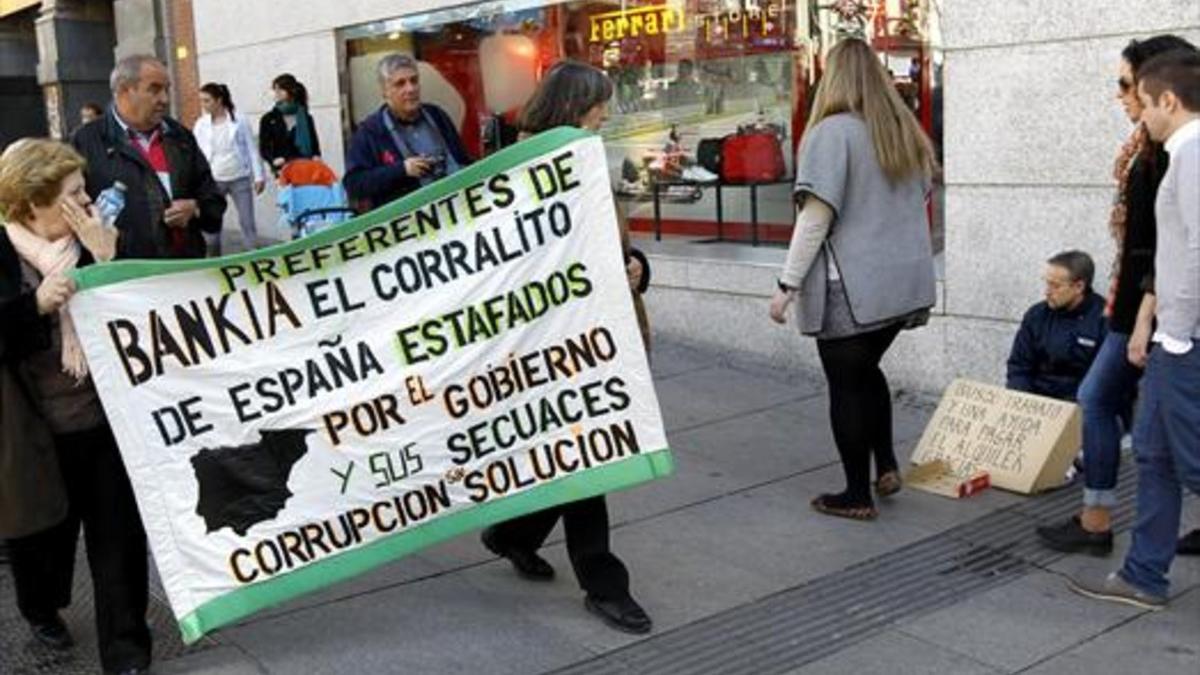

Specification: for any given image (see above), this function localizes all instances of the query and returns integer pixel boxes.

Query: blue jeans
[1119,343,1200,598]
[1078,332,1140,507]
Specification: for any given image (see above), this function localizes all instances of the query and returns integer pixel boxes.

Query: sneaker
[1035,516,1113,556]
[585,594,653,634]
[1178,529,1200,556]
[29,615,73,651]
[480,527,555,581]
[1067,569,1166,611]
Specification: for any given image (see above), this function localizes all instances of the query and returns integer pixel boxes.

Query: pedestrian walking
[72,54,225,259]
[0,138,151,675]
[194,82,266,254]
[480,60,653,635]
[1069,48,1200,610]
[1037,35,1196,557]
[259,73,321,174]
[769,38,938,521]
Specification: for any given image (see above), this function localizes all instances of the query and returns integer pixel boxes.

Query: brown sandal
[875,471,903,497]
[810,494,878,521]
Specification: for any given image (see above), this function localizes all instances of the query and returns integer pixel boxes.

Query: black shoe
[585,594,652,635]
[110,669,149,675]
[1035,516,1113,556]
[29,615,73,651]
[1179,529,1200,556]
[480,527,554,581]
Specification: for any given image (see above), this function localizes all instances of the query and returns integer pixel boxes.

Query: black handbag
[697,137,723,176]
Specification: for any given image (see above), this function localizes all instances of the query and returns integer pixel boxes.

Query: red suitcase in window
[720,131,785,183]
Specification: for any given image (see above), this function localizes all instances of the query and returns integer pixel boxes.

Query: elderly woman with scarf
[259,73,321,174]
[0,139,152,675]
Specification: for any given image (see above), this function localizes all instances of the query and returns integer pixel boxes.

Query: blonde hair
[0,138,87,224]
[806,39,937,182]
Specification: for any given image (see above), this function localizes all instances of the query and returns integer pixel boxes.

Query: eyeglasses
[1117,77,1134,94]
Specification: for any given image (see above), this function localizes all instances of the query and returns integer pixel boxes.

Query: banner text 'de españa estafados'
[69,129,672,643]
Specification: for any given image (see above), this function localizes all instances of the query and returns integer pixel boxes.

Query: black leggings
[816,323,903,505]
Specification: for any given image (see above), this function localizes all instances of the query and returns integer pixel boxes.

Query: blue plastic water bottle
[95,181,127,228]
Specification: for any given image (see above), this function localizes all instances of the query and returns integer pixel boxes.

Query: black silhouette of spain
[190,429,312,536]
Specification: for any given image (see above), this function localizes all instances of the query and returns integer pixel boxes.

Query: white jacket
[193,112,265,183]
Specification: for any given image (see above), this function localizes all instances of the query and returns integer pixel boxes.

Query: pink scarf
[5,224,87,380]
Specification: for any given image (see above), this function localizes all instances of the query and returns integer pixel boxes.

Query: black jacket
[1108,146,1167,334]
[343,104,472,211]
[0,229,86,537]
[258,107,321,172]
[1006,292,1107,401]
[72,110,225,259]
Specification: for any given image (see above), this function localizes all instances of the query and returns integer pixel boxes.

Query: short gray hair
[110,54,166,93]
[377,53,418,86]
[1047,250,1096,289]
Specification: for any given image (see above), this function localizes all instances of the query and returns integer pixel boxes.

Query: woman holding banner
[480,60,653,635]
[768,39,938,520]
[0,139,152,674]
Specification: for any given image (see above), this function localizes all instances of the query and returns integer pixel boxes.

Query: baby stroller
[275,159,355,239]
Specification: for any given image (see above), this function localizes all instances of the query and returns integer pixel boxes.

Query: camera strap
[381,106,461,186]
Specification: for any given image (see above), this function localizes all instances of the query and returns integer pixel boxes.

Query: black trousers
[816,323,904,504]
[487,495,630,600]
[7,425,151,673]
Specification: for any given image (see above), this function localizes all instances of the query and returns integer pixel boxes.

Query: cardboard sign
[910,379,1080,494]
[69,129,672,642]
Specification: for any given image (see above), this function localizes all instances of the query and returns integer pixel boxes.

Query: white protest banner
[69,128,672,643]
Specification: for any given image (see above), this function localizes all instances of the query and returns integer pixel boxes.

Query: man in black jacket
[1007,250,1108,401]
[343,53,471,212]
[73,55,224,259]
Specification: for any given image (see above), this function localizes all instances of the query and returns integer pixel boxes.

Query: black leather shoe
[585,594,652,635]
[29,615,73,651]
[481,528,554,581]
[1035,516,1113,556]
[1179,529,1200,556]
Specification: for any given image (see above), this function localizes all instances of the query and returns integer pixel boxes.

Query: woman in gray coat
[769,39,938,520]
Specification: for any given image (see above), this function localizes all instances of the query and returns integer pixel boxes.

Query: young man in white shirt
[1069,49,1200,609]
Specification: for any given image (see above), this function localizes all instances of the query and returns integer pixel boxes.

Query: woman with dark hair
[1037,34,1199,557]
[769,38,938,520]
[194,83,266,254]
[259,73,321,173]
[479,60,652,635]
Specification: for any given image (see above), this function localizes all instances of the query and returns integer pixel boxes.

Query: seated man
[1007,250,1107,401]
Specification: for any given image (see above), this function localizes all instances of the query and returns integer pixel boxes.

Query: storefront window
[338,0,942,250]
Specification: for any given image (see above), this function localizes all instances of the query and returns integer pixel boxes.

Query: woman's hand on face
[36,273,75,315]
[61,201,118,261]
[769,289,794,324]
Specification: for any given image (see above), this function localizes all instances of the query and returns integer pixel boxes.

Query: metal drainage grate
[552,458,1186,675]
[1,547,217,675]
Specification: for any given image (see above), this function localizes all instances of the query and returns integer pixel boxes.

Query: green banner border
[72,126,591,291]
[178,450,673,643]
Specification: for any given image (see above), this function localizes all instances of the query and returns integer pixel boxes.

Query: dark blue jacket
[343,104,471,211]
[1006,292,1107,401]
